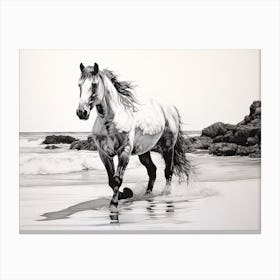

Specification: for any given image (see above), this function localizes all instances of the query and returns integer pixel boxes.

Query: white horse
[76,63,190,208]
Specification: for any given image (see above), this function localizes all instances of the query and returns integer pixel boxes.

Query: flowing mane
[103,69,138,111]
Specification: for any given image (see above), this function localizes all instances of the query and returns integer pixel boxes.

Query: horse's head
[76,62,104,120]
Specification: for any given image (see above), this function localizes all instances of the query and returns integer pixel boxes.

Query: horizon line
[19,129,202,133]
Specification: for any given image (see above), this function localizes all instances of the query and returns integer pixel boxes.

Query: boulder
[191,136,213,149]
[201,122,227,138]
[231,128,251,145]
[42,135,78,144]
[236,145,258,156]
[212,131,234,143]
[183,137,196,152]
[70,136,97,151]
[230,123,261,145]
[246,136,259,146]
[223,130,234,142]
[209,143,260,157]
[224,124,238,132]
[255,107,261,116]
[209,143,238,156]
[213,135,224,143]
[250,100,261,117]
[250,118,261,125]
[249,151,261,158]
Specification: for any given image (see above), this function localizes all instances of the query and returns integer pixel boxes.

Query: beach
[19,132,260,233]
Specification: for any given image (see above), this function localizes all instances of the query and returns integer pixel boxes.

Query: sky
[20,49,260,132]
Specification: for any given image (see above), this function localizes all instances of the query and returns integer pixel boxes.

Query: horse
[76,63,191,208]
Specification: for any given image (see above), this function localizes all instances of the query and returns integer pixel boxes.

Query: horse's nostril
[83,111,88,118]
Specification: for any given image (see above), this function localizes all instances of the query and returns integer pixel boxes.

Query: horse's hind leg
[159,129,176,193]
[138,151,157,195]
[163,148,174,186]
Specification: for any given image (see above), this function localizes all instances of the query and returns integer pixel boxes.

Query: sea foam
[20,150,142,175]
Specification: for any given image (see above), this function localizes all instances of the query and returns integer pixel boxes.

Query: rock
[42,135,78,144]
[183,137,196,152]
[70,136,97,151]
[244,115,251,124]
[230,123,261,145]
[191,136,213,149]
[213,135,224,143]
[212,131,234,143]
[45,145,60,149]
[246,136,259,146]
[255,107,261,116]
[223,131,234,142]
[250,100,261,116]
[236,145,257,156]
[249,118,261,125]
[242,144,261,157]
[231,127,251,145]
[209,143,238,156]
[202,122,227,138]
[249,151,261,158]
[224,124,238,132]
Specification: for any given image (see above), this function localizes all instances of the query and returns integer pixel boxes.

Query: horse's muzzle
[76,108,89,120]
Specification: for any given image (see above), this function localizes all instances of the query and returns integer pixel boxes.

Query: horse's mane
[103,69,138,111]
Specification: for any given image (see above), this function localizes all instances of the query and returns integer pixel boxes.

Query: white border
[1,0,279,279]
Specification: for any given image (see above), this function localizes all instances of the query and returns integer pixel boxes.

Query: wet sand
[20,153,260,233]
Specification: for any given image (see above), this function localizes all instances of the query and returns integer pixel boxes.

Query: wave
[20,138,44,147]
[20,151,142,175]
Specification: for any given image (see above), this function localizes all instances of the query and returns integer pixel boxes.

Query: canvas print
[20,50,261,233]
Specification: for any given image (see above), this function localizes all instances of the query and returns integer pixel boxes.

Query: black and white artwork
[20,50,261,233]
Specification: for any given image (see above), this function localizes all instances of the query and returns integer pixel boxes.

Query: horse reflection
[165,201,175,213]
[145,198,175,219]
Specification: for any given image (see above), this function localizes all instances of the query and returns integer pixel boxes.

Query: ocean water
[19,131,261,232]
[19,131,200,176]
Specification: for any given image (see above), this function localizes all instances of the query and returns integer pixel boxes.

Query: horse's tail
[173,108,191,182]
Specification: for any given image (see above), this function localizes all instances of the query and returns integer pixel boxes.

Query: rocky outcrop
[42,135,78,144]
[69,136,97,151]
[186,101,261,157]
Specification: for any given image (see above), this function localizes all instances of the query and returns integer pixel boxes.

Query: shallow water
[19,133,261,233]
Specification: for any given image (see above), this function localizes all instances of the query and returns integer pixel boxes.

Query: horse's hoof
[161,186,171,196]
[145,190,153,199]
[119,187,133,200]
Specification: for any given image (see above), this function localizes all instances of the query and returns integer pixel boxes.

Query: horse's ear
[80,63,85,72]
[92,63,99,75]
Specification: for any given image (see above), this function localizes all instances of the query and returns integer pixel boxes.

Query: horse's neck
[96,76,125,121]
[96,75,133,132]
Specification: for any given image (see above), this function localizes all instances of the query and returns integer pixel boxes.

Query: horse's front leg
[98,150,115,191]
[110,145,132,208]
[98,150,133,202]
